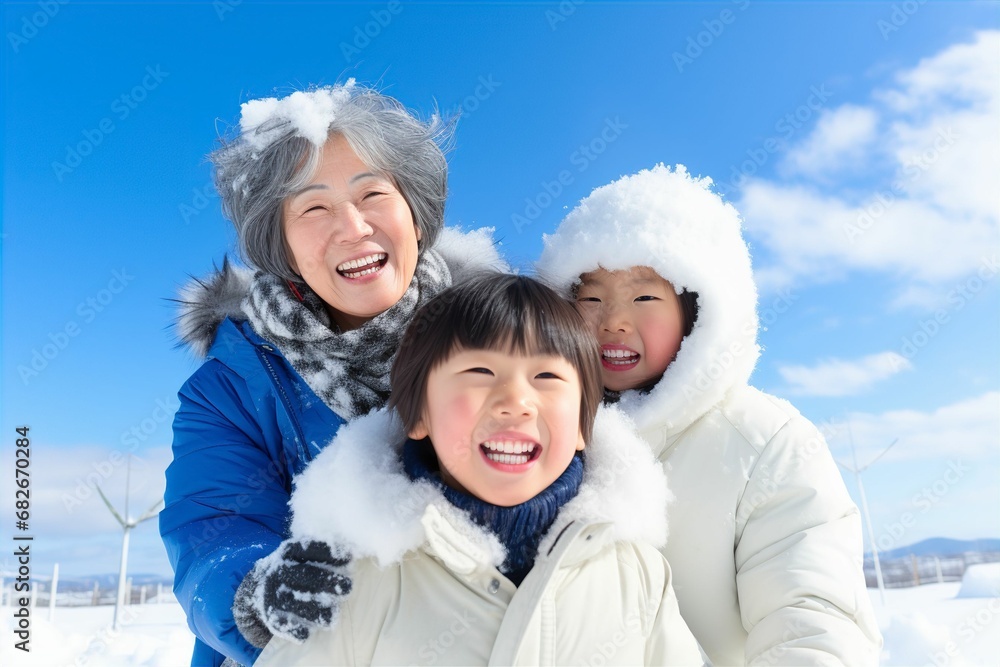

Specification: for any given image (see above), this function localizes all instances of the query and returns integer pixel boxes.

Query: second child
[538,164,882,665]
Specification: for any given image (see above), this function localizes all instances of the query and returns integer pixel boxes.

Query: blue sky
[2,1,997,579]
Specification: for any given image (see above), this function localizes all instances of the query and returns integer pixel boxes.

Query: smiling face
[574,266,686,392]
[282,134,421,331]
[408,347,585,507]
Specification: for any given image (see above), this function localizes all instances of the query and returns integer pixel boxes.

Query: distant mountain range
[867,537,1000,560]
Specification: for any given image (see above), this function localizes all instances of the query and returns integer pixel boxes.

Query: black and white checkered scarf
[242,249,451,420]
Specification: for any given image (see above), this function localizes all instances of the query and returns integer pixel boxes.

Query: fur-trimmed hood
[175,226,508,358]
[289,404,670,570]
[537,164,759,437]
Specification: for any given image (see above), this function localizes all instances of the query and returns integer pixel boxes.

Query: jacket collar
[289,405,669,570]
[175,257,255,358]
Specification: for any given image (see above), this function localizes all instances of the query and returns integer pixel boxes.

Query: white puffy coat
[538,164,883,666]
[255,406,707,666]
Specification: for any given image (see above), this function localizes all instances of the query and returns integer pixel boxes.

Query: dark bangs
[390,272,603,443]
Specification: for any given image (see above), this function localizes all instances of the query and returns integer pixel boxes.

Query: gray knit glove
[232,539,353,647]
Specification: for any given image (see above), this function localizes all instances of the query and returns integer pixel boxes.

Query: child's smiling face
[575,266,686,392]
[408,348,585,507]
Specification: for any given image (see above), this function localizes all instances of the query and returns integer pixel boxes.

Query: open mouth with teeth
[601,347,640,371]
[336,253,388,279]
[480,440,541,468]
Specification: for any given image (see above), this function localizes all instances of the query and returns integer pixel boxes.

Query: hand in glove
[233,539,353,647]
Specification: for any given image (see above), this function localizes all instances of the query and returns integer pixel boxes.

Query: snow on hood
[239,81,356,151]
[174,226,507,358]
[289,404,670,568]
[537,164,760,437]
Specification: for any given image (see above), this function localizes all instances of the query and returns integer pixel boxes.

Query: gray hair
[210,85,453,281]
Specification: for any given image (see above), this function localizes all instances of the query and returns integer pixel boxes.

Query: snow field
[1,562,997,666]
[874,563,1000,666]
[957,563,1000,598]
[0,601,194,667]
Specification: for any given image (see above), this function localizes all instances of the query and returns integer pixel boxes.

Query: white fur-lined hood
[289,404,671,569]
[174,226,508,358]
[537,164,760,437]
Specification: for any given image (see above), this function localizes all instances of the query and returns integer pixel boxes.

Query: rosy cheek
[431,393,477,451]
[633,316,665,370]
[447,392,478,419]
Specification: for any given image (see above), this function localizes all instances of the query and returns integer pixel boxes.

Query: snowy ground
[875,564,1000,666]
[1,566,998,666]
[0,601,194,667]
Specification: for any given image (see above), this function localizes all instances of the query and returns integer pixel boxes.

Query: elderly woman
[160,82,503,667]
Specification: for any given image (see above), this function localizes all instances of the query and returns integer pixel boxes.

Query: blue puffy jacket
[161,230,505,666]
[161,314,344,666]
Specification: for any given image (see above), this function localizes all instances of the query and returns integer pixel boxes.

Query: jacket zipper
[257,344,312,467]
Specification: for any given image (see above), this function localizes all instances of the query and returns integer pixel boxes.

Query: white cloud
[778,351,913,397]
[0,444,173,576]
[742,30,1000,305]
[28,444,170,533]
[826,391,1000,465]
[743,179,997,295]
[877,32,999,114]
[781,104,879,178]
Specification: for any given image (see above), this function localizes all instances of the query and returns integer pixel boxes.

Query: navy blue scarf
[402,438,584,586]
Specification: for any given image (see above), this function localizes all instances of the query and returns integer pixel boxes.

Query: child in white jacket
[253,273,706,666]
[537,164,883,666]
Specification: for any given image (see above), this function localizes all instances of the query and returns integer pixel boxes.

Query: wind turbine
[835,425,899,606]
[96,455,163,629]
